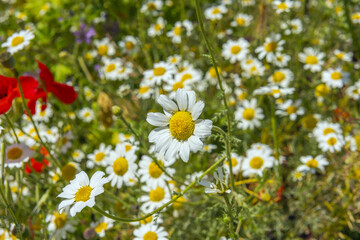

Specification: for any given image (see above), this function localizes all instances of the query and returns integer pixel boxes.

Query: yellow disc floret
[113,157,129,176]
[249,157,264,169]
[149,187,165,202]
[148,161,163,178]
[169,111,195,141]
[7,147,23,160]
[74,186,93,202]
[243,108,255,120]
[11,36,24,47]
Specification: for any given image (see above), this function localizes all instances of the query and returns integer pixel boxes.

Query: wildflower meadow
[1,0,360,239]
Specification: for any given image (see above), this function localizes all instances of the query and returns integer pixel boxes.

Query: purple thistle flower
[74,23,96,44]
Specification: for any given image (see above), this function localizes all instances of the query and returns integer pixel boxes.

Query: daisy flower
[163,78,193,98]
[231,13,253,27]
[148,17,166,37]
[167,20,193,44]
[137,85,154,99]
[46,212,74,239]
[241,58,265,78]
[273,0,294,14]
[86,143,112,168]
[281,18,303,35]
[72,149,85,162]
[146,89,213,162]
[298,47,325,72]
[224,152,243,175]
[255,34,285,62]
[268,69,294,87]
[101,58,121,80]
[249,143,273,155]
[167,55,182,65]
[138,155,175,188]
[352,12,360,24]
[105,144,138,189]
[57,171,109,217]
[141,0,163,15]
[117,62,133,80]
[346,81,360,100]
[139,185,171,213]
[32,102,53,122]
[202,144,217,153]
[91,215,114,238]
[84,86,95,101]
[1,29,34,54]
[199,167,231,194]
[94,38,116,56]
[334,49,353,62]
[321,67,346,88]
[222,38,250,63]
[242,0,255,6]
[5,143,33,168]
[205,66,224,85]
[274,52,291,67]
[318,133,345,153]
[296,155,329,173]
[275,100,305,121]
[61,162,80,182]
[253,85,295,98]
[118,35,138,53]
[143,61,176,86]
[78,107,95,122]
[133,223,168,240]
[313,121,342,141]
[235,99,264,130]
[242,148,276,177]
[204,5,228,21]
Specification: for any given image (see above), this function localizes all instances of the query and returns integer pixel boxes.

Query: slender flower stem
[96,155,226,222]
[195,0,234,189]
[4,114,19,143]
[13,70,61,169]
[0,142,22,240]
[269,97,281,178]
[223,194,236,237]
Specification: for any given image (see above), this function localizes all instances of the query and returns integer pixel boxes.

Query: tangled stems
[195,0,234,189]
[94,155,226,222]
[4,113,20,144]
[13,70,61,169]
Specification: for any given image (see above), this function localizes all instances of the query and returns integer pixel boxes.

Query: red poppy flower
[0,75,18,115]
[18,76,47,115]
[37,61,77,104]
[25,158,50,174]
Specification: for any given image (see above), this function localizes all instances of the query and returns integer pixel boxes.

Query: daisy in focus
[139,185,171,213]
[299,47,325,72]
[222,38,250,63]
[146,89,213,162]
[57,171,109,216]
[242,148,276,177]
[1,29,34,54]
[235,99,264,130]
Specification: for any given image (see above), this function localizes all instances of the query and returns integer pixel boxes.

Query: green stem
[4,114,19,143]
[13,71,61,169]
[269,97,281,178]
[223,194,236,237]
[195,0,234,189]
[94,155,226,222]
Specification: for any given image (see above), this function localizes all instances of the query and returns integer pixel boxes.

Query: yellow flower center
[95,222,108,233]
[277,3,287,10]
[315,84,330,97]
[242,108,255,120]
[94,152,106,162]
[125,144,132,152]
[139,86,150,94]
[140,215,153,225]
[305,55,318,64]
[11,36,24,47]
[61,163,77,181]
[272,89,281,95]
[169,111,195,141]
[149,187,165,202]
[113,157,129,176]
[286,105,297,114]
[154,24,162,31]
[238,92,248,100]
[272,71,285,83]
[323,128,335,135]
[294,172,303,179]
[209,67,221,78]
[54,213,67,229]
[226,157,238,167]
[249,156,264,169]
[330,71,342,80]
[172,81,184,91]
[306,159,318,168]
[148,161,163,178]
[153,67,166,76]
[174,26,181,36]
[236,18,245,26]
[97,45,108,56]
[352,13,360,20]
[173,195,186,210]
[147,2,157,10]
[327,137,337,146]
[106,63,116,73]
[181,73,192,82]
[125,41,135,50]
[212,8,221,14]
[40,111,46,117]
[143,231,158,240]
[265,42,277,52]
[7,147,23,160]
[74,186,93,202]
[336,52,344,59]
[301,115,318,129]
[230,46,241,54]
